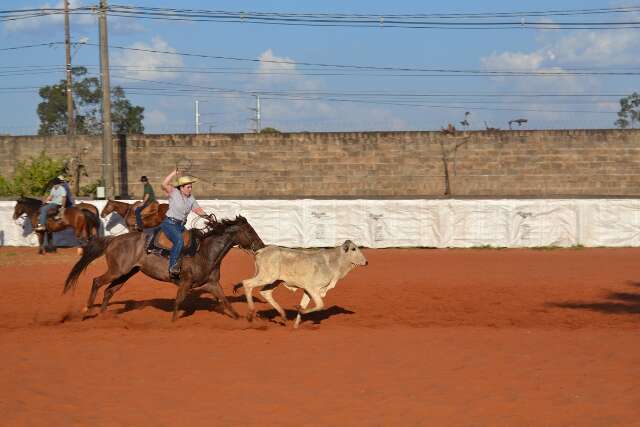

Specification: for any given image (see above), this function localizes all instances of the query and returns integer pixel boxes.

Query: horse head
[226,215,265,252]
[100,199,115,218]
[13,197,40,220]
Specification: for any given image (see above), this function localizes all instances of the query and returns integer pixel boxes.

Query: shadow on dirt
[548,284,640,315]
[84,293,265,320]
[257,305,355,324]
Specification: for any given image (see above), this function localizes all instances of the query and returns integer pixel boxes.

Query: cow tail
[63,236,114,294]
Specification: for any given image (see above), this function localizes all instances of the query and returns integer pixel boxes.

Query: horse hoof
[246,311,255,322]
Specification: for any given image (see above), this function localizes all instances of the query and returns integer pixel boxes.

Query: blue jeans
[160,218,185,271]
[134,201,151,229]
[39,203,59,226]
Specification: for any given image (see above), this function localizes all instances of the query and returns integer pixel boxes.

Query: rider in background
[36,177,66,231]
[135,175,156,232]
[160,168,209,279]
[57,174,74,219]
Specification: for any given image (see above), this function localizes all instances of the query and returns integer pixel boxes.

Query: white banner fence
[2,199,639,248]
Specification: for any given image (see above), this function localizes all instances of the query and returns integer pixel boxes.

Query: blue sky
[1,0,639,134]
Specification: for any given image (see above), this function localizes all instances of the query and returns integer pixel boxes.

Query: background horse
[64,215,264,321]
[13,197,100,254]
[101,199,169,231]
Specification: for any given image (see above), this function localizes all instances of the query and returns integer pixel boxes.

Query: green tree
[615,92,640,129]
[37,67,144,135]
[112,87,145,134]
[259,127,281,134]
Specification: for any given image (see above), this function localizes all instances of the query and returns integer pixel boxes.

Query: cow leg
[259,282,286,324]
[298,289,324,315]
[293,293,311,329]
[241,277,269,322]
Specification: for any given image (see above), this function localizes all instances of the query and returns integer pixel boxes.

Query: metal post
[256,95,261,133]
[99,0,114,198]
[195,99,200,134]
[64,0,75,138]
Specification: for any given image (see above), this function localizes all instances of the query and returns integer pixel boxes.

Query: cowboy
[56,174,74,219]
[36,177,66,231]
[134,175,156,232]
[160,168,209,279]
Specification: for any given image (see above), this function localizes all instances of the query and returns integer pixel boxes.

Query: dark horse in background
[101,199,169,232]
[64,216,265,321]
[13,197,101,254]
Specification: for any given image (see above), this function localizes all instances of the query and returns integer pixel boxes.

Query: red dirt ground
[0,246,639,426]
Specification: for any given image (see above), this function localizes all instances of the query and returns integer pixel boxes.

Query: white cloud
[3,0,94,33]
[144,109,167,127]
[111,37,184,81]
[256,49,297,82]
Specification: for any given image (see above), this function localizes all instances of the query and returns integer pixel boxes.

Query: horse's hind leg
[84,270,120,315]
[99,269,139,314]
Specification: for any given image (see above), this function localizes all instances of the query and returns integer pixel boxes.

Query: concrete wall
[1,129,639,198]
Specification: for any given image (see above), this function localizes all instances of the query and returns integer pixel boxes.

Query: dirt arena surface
[0,246,639,426]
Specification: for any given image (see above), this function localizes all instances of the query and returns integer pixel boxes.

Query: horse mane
[17,196,42,209]
[193,215,248,240]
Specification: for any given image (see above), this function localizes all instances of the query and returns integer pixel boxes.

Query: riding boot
[55,207,65,221]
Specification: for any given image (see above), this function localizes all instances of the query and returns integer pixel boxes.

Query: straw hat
[174,175,198,187]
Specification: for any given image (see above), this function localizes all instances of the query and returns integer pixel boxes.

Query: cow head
[341,240,368,266]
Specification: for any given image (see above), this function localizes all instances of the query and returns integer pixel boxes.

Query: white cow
[235,240,368,328]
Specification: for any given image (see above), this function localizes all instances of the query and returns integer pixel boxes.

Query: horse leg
[259,282,287,324]
[172,272,192,322]
[99,269,139,314]
[46,231,56,253]
[293,292,311,329]
[202,281,239,319]
[37,231,45,255]
[83,270,120,314]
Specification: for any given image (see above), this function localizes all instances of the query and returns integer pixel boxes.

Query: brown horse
[101,199,169,231]
[13,197,100,254]
[64,216,265,321]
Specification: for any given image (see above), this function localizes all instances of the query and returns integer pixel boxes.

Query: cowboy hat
[174,175,198,187]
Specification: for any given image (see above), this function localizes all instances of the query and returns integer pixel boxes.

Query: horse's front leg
[36,231,45,255]
[46,231,56,253]
[172,273,192,322]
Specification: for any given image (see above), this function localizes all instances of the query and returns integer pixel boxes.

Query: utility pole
[99,0,114,198]
[64,0,75,138]
[195,99,200,134]
[250,95,261,132]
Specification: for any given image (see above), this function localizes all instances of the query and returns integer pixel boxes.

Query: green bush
[0,152,64,197]
[79,179,103,197]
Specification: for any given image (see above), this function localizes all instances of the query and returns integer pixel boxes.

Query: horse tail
[82,209,101,239]
[64,236,114,294]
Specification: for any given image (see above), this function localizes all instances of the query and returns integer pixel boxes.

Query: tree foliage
[615,92,640,129]
[37,67,144,136]
[0,152,65,197]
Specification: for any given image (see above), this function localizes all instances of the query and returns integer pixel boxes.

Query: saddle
[133,200,159,218]
[146,228,200,258]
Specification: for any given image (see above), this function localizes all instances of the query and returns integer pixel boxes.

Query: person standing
[36,177,67,231]
[160,169,209,279]
[134,175,156,232]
